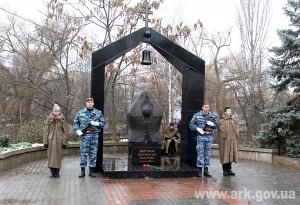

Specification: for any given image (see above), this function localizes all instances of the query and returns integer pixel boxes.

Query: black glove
[44,144,48,148]
[62,145,67,149]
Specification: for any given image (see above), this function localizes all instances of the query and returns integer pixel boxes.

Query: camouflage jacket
[189,110,217,135]
[73,107,105,133]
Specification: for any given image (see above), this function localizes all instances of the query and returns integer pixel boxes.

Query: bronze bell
[141,49,151,65]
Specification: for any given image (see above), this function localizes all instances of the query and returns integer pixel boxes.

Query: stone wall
[0,147,46,171]
[103,141,128,153]
[1,143,299,171]
[273,156,300,169]
[0,143,128,171]
[212,144,278,164]
[0,144,80,171]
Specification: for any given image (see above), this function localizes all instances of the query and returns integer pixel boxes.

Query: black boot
[197,167,202,177]
[79,167,85,178]
[89,167,96,178]
[50,168,56,178]
[227,163,235,176]
[222,164,229,176]
[203,167,212,177]
[54,168,60,178]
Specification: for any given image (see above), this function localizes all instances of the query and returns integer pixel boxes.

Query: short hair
[224,106,231,112]
[202,101,209,106]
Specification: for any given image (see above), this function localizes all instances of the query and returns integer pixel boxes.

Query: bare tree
[38,1,89,121]
[0,1,89,128]
[47,0,166,140]
[0,0,209,142]
[205,30,231,115]
[223,0,272,138]
[0,16,56,123]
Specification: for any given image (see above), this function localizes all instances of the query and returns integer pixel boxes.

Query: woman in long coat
[218,106,239,176]
[43,104,68,178]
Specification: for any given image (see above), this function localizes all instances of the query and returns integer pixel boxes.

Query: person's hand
[44,144,48,149]
[196,127,204,134]
[62,145,67,149]
[90,121,100,126]
[207,121,214,126]
[76,130,83,136]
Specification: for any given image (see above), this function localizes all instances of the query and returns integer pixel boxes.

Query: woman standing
[43,104,68,178]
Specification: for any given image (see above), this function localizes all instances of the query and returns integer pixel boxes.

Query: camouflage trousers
[80,133,98,168]
[196,135,213,167]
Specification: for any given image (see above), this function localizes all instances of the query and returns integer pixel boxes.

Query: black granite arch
[91,27,205,171]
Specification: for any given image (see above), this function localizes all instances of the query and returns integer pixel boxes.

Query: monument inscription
[131,143,161,165]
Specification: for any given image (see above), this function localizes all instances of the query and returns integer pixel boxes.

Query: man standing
[218,107,239,176]
[73,97,105,178]
[189,102,217,178]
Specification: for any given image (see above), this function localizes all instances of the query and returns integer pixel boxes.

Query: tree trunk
[111,84,117,141]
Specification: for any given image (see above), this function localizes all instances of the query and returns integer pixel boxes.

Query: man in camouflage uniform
[73,97,105,178]
[189,102,217,178]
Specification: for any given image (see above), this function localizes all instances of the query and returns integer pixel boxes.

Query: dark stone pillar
[181,69,205,167]
[91,63,105,172]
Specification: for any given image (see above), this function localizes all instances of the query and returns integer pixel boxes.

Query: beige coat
[218,114,239,164]
[43,113,68,168]
[162,127,180,152]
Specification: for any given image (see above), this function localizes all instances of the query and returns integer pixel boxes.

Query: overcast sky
[158,0,289,46]
[0,0,290,53]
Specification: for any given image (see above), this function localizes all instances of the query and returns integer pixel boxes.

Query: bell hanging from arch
[141,49,151,65]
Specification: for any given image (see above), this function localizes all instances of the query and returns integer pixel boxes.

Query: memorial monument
[127,90,163,165]
[91,0,205,177]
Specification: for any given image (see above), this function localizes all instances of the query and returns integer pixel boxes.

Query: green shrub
[256,106,300,153]
[286,136,300,158]
[18,120,44,144]
[0,133,11,147]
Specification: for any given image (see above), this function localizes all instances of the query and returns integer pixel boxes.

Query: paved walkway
[0,155,299,205]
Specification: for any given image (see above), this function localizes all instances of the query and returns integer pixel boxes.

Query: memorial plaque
[131,143,161,165]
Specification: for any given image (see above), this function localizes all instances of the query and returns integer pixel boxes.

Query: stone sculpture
[127,90,163,143]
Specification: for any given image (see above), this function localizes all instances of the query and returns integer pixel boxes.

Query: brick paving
[0,155,299,205]
[0,156,108,205]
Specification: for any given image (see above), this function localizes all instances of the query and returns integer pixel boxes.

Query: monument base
[129,142,161,166]
[102,154,198,179]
